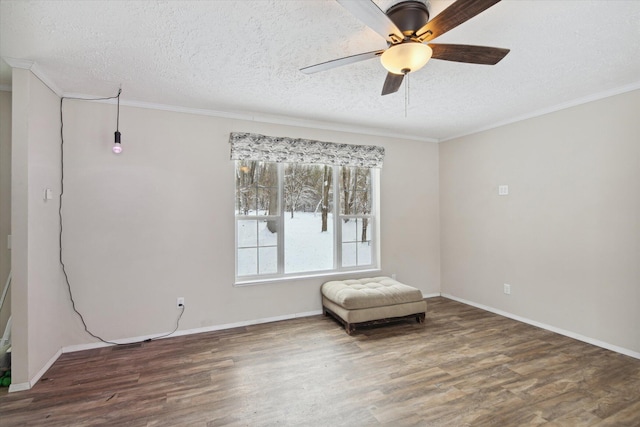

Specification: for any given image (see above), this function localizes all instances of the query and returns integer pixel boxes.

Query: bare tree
[236,160,257,215]
[341,167,351,222]
[321,165,332,232]
[284,164,316,219]
[264,162,278,233]
[360,171,369,242]
[338,166,371,241]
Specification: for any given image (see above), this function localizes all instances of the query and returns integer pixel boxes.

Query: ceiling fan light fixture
[380,42,432,75]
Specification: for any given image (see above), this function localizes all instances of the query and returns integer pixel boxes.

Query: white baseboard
[422,292,441,299]
[441,293,640,360]
[9,348,62,393]
[63,309,324,354]
[163,309,324,340]
[8,382,30,393]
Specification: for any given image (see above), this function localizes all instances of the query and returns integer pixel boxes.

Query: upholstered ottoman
[321,277,427,334]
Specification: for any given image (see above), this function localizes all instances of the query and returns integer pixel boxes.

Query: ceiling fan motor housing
[386,1,430,38]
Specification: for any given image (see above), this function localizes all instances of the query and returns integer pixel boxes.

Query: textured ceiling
[1,0,639,141]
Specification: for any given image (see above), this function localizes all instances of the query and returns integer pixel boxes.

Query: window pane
[258,162,279,215]
[341,218,359,243]
[236,161,278,216]
[357,241,372,265]
[238,248,257,276]
[339,166,371,215]
[236,160,256,215]
[238,220,257,247]
[342,242,357,267]
[357,217,370,243]
[259,247,277,274]
[283,163,334,274]
[284,163,327,216]
[285,213,334,273]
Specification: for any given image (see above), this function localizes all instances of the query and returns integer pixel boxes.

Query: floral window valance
[229,132,385,168]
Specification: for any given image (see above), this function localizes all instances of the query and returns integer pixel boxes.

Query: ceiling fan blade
[300,50,384,74]
[417,0,502,42]
[337,0,405,43]
[429,43,510,65]
[381,72,404,96]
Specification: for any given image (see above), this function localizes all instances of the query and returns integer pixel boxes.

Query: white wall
[440,89,640,354]
[11,69,72,387]
[57,99,440,346]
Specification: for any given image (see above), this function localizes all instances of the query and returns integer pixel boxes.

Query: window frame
[234,161,380,284]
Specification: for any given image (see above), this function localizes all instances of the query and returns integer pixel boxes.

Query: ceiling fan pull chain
[404,77,407,118]
[408,72,410,106]
[404,71,410,118]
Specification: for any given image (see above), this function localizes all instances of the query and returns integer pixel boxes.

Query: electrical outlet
[503,284,511,295]
[177,297,185,308]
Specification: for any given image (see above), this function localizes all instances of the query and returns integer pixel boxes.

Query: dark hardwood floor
[1,297,639,426]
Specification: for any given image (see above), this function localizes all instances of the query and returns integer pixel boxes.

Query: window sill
[234,268,382,287]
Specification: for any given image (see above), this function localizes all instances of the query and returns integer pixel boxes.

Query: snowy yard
[237,212,371,276]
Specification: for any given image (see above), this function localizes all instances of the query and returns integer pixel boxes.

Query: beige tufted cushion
[321,276,424,310]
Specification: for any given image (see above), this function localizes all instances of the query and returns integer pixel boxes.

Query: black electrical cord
[116,90,120,132]
[59,90,184,346]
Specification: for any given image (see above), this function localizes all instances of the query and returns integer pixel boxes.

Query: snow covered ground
[237,212,371,276]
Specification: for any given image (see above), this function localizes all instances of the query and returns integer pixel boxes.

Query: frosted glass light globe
[112,144,123,154]
[381,42,433,74]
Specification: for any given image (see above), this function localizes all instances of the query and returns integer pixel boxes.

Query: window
[339,166,372,268]
[230,132,384,282]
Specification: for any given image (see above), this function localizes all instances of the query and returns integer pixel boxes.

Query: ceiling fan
[301,0,510,95]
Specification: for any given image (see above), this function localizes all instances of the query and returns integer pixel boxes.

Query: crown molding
[4,58,437,143]
[245,111,439,143]
[63,93,439,143]
[2,57,33,70]
[28,62,63,96]
[6,58,637,144]
[441,80,640,142]
[2,56,64,96]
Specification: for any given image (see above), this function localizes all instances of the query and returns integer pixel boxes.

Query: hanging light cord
[59,90,184,346]
[116,88,121,132]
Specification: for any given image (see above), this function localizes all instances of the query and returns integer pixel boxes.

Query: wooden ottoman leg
[346,323,354,335]
[416,313,425,324]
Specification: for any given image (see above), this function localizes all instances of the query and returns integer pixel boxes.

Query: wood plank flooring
[1,297,639,426]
